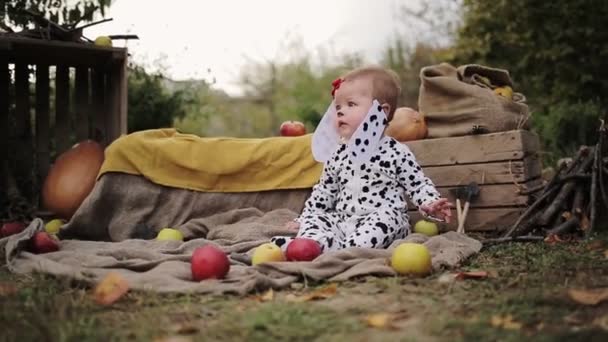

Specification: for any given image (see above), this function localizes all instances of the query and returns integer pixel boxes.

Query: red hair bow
[331,78,343,98]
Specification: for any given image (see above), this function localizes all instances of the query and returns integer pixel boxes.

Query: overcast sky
[84,0,419,95]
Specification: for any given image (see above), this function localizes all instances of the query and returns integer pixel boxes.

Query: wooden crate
[0,36,128,207]
[406,130,543,233]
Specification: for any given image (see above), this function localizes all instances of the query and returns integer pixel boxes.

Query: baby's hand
[420,198,452,224]
[285,221,300,232]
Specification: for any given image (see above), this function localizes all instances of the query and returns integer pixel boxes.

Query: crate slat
[55,65,71,155]
[408,130,540,166]
[75,66,90,141]
[35,64,50,190]
[422,155,542,187]
[91,68,106,143]
[0,58,8,192]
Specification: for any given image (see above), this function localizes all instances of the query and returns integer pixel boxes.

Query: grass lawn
[1,233,608,342]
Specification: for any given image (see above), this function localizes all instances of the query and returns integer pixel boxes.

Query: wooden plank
[0,36,127,68]
[91,68,106,143]
[406,180,541,210]
[406,130,541,166]
[422,155,543,187]
[410,207,523,232]
[14,63,33,198]
[35,64,51,193]
[0,57,8,193]
[55,65,71,155]
[106,59,128,144]
[74,66,90,141]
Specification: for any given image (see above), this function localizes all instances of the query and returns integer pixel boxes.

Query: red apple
[279,121,306,136]
[286,238,322,261]
[28,231,60,254]
[0,221,27,238]
[191,245,230,281]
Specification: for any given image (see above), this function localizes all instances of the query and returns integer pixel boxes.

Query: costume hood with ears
[311,99,388,166]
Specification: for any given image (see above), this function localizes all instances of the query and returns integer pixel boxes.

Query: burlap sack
[418,63,530,138]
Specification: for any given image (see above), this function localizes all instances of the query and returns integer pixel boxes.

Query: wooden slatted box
[0,36,128,207]
[407,130,543,233]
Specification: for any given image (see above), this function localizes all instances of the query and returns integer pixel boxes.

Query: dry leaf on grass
[568,288,608,305]
[490,315,522,330]
[544,234,566,244]
[250,289,274,302]
[285,283,337,302]
[593,314,608,331]
[0,282,18,297]
[587,240,606,251]
[363,312,408,330]
[153,337,193,342]
[93,272,129,306]
[455,271,489,280]
[603,249,608,259]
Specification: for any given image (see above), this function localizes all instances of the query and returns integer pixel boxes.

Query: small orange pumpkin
[42,140,105,220]
[386,107,428,142]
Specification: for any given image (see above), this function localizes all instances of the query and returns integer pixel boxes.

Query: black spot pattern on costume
[290,137,440,253]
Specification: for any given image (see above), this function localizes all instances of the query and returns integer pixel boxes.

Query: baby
[272,66,451,252]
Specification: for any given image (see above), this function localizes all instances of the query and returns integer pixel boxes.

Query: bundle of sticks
[499,120,607,241]
[1,9,138,44]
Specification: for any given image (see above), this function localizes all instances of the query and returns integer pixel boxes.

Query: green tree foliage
[451,0,608,159]
[382,41,450,109]
[127,65,192,133]
[1,0,111,28]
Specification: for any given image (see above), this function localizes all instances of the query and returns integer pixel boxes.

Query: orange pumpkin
[42,140,105,220]
[385,107,428,142]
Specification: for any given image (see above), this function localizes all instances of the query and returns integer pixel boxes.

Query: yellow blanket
[99,129,323,192]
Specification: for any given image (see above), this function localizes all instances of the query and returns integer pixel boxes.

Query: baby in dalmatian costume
[271,66,452,252]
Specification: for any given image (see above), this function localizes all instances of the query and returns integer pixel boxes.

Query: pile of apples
[0,219,64,254]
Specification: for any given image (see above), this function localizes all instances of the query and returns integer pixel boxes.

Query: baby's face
[333,78,374,140]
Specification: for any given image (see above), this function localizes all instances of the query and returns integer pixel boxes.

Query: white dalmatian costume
[271,100,440,252]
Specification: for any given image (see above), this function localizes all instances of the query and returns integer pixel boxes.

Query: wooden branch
[571,187,585,215]
[558,174,591,182]
[538,149,595,226]
[588,144,599,238]
[502,186,559,238]
[546,216,580,236]
[73,18,114,31]
[108,35,139,40]
[518,182,546,195]
[598,119,608,210]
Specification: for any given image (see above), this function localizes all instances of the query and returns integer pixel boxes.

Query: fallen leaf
[285,283,337,302]
[587,240,606,251]
[604,249,608,259]
[455,271,489,280]
[568,288,608,305]
[363,313,395,329]
[170,322,199,335]
[490,315,522,330]
[0,282,18,297]
[250,289,274,302]
[153,337,193,342]
[544,234,565,245]
[593,314,608,331]
[580,214,590,231]
[93,272,129,306]
[437,273,457,284]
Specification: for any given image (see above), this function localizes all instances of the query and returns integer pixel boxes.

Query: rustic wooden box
[407,130,543,233]
[0,36,128,207]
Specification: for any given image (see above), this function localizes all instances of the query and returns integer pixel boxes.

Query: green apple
[252,243,285,265]
[156,228,183,241]
[94,36,113,47]
[391,243,432,276]
[413,220,439,237]
[44,219,65,235]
